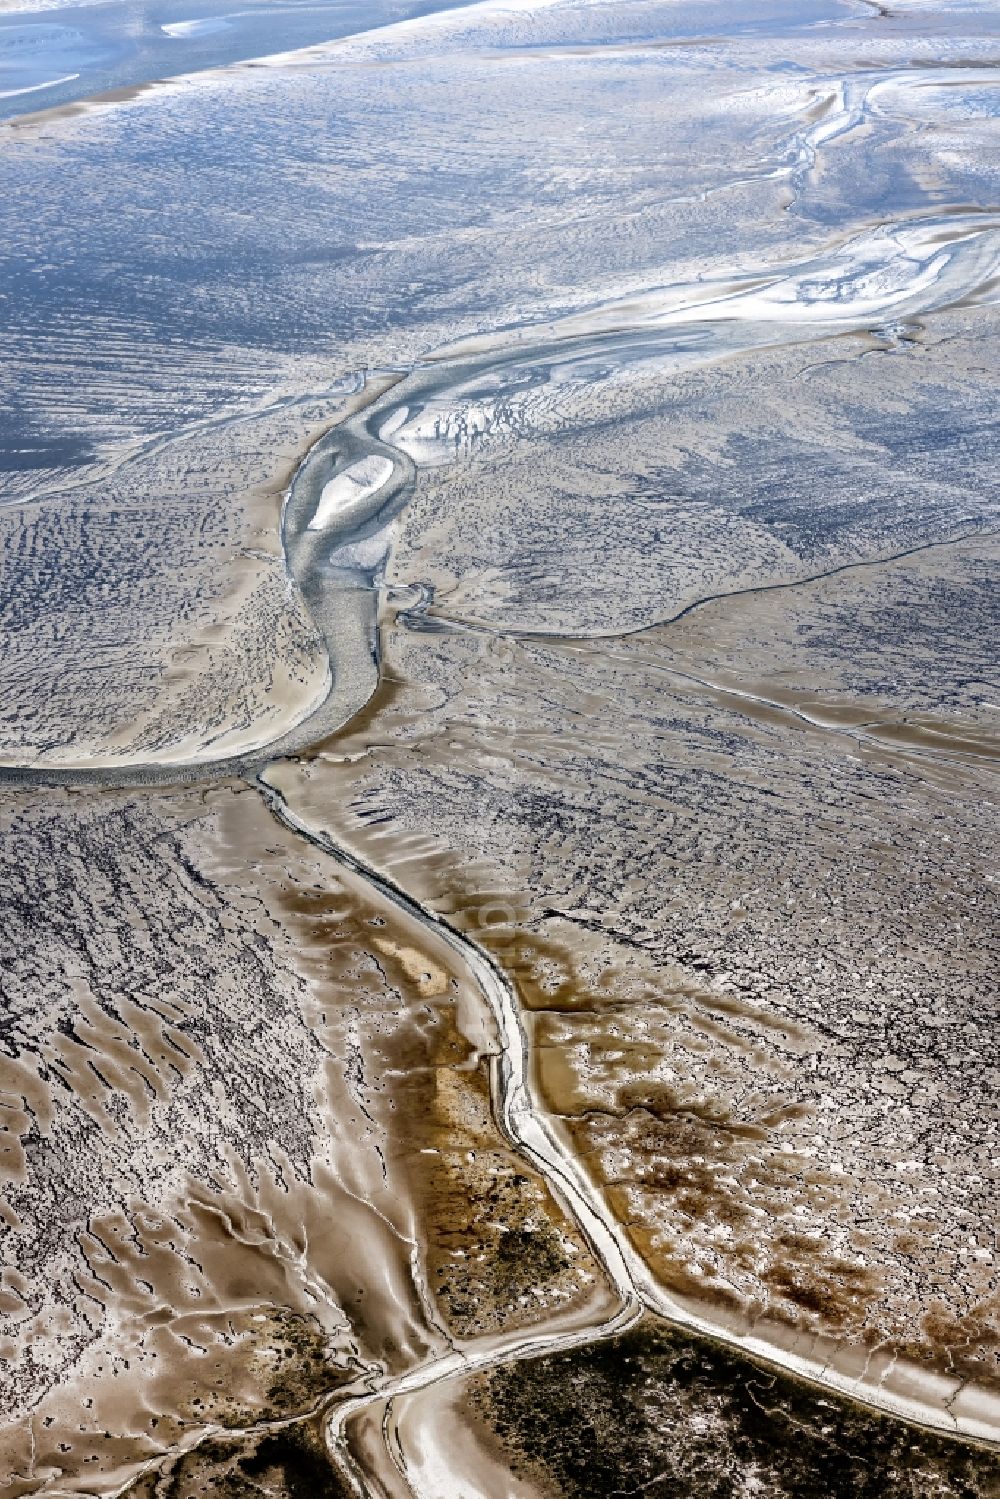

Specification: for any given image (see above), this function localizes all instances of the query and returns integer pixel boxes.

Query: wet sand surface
[0,0,999,1492]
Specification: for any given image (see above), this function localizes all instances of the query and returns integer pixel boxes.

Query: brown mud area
[254,793,608,1344]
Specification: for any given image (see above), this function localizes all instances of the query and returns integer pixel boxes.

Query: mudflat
[0,0,998,1493]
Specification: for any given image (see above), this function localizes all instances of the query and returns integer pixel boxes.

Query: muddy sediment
[2,0,999,1487]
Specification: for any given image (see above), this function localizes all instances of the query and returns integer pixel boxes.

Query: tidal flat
[0,0,998,1492]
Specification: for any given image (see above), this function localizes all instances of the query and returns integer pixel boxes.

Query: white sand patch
[0,68,77,96]
[161,16,233,38]
[309,455,394,530]
[334,521,393,571]
[377,404,409,440]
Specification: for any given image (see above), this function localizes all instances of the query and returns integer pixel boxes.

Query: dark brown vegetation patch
[472,1316,1000,1499]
